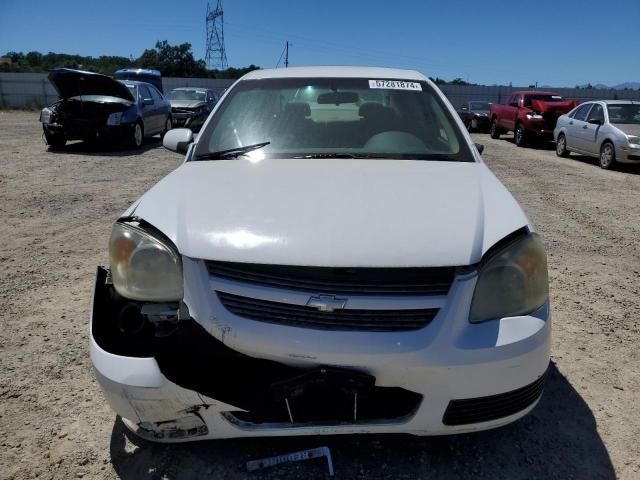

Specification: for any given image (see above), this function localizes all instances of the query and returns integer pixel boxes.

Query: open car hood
[530,99,579,115]
[48,68,135,101]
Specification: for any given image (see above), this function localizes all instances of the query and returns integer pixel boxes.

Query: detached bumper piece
[442,373,546,426]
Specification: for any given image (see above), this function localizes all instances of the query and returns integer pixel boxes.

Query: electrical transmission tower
[205,0,228,70]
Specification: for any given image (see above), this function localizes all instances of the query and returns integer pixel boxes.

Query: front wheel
[556,133,570,157]
[599,142,616,169]
[44,129,66,148]
[162,116,172,139]
[514,123,527,147]
[489,119,500,139]
[130,122,144,149]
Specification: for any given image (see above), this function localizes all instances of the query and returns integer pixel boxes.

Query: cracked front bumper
[90,260,551,442]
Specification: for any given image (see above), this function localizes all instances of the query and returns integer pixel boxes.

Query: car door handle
[569,121,573,125]
[583,125,589,129]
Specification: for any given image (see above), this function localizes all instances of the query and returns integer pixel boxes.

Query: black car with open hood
[40,68,172,149]
[48,68,135,101]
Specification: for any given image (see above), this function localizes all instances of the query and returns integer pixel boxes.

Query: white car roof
[242,66,428,81]
[581,100,638,105]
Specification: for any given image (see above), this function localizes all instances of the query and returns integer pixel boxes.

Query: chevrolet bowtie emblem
[306,295,348,312]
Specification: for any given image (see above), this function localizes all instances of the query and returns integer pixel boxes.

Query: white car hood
[130,159,530,267]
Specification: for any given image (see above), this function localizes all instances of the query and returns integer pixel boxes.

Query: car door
[567,103,594,152]
[578,103,605,155]
[138,84,157,134]
[149,85,169,130]
[504,95,520,132]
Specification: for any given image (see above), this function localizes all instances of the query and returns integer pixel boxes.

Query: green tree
[137,41,207,77]
[450,77,470,85]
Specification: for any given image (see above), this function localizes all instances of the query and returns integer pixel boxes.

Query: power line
[275,41,290,68]
[275,43,285,68]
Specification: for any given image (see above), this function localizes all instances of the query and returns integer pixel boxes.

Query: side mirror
[163,128,193,154]
[509,102,519,108]
[143,98,153,105]
[587,118,602,125]
[475,143,484,155]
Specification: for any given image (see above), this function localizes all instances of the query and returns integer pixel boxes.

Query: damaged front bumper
[90,261,551,442]
[171,111,208,130]
[43,121,135,143]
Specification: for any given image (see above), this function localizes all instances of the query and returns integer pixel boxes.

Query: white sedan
[91,66,550,442]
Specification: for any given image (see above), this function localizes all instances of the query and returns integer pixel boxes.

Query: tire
[162,116,172,139]
[489,119,500,139]
[599,141,616,170]
[131,121,144,149]
[556,133,570,157]
[514,123,527,147]
[44,129,66,148]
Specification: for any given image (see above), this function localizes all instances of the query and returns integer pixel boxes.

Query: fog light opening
[118,303,146,335]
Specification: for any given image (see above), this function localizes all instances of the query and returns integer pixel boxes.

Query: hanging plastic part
[247,447,334,477]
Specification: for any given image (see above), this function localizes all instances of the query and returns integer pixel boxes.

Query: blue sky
[1,0,638,87]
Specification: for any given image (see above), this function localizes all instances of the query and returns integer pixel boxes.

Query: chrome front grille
[216,292,439,331]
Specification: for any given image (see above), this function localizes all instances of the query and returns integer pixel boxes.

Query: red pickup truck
[489,91,579,147]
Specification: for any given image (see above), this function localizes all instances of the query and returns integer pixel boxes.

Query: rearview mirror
[317,92,359,105]
[587,118,602,125]
[163,128,193,154]
[475,143,484,155]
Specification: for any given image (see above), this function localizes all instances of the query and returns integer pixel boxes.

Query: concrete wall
[440,84,640,108]
[1,72,638,109]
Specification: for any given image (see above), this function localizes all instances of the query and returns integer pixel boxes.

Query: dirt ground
[1,109,639,479]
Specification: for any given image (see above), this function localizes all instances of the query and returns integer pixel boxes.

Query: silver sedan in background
[167,88,219,131]
[554,100,640,169]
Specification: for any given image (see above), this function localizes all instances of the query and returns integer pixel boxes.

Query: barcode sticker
[369,80,422,91]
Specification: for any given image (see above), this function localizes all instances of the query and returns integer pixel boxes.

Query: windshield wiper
[194,141,270,160]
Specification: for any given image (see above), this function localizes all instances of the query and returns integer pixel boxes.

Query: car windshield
[607,104,640,124]
[168,90,206,101]
[523,94,564,107]
[470,101,490,110]
[126,85,137,99]
[194,77,472,161]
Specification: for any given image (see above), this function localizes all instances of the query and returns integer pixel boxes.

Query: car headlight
[627,135,640,145]
[469,233,548,323]
[40,108,53,124]
[107,112,123,126]
[109,221,183,301]
[526,113,544,120]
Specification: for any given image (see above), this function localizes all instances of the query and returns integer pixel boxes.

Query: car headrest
[284,102,311,118]
[359,102,387,118]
